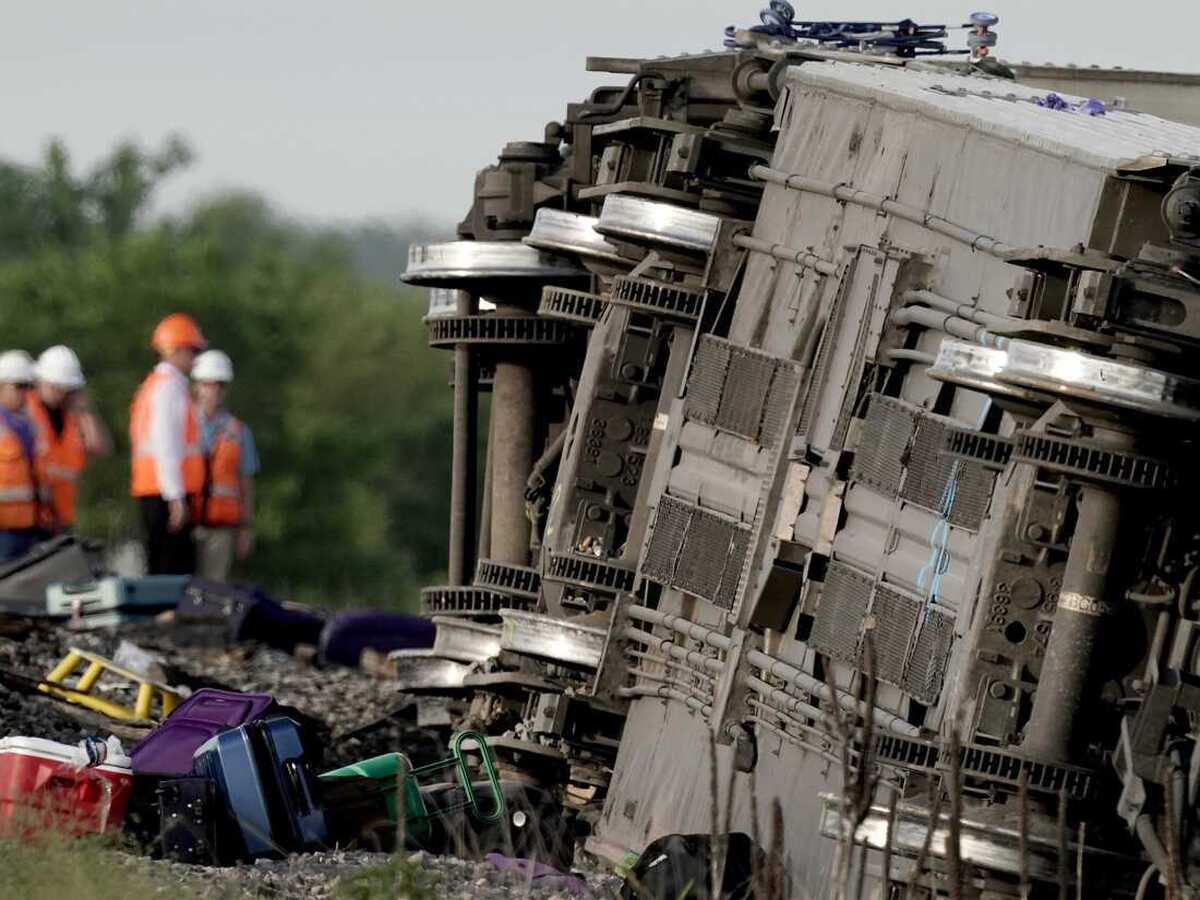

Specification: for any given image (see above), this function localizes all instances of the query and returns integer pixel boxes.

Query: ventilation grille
[870,586,921,687]
[903,607,955,704]
[805,565,956,705]
[849,394,995,531]
[683,336,802,450]
[850,396,916,499]
[642,494,751,610]
[809,562,874,664]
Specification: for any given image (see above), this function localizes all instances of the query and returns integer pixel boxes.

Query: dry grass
[0,834,200,900]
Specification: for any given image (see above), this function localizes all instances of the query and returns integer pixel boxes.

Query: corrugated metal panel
[793,63,1200,172]
[850,396,916,498]
[809,561,873,664]
[683,338,728,427]
[870,586,921,688]
[904,607,955,705]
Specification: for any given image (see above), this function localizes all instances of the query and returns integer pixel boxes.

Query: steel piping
[746,648,920,737]
[621,626,725,675]
[624,647,717,685]
[746,674,827,724]
[732,234,840,277]
[891,305,1009,350]
[618,685,713,716]
[624,605,734,652]
[900,289,1019,332]
[749,165,1020,258]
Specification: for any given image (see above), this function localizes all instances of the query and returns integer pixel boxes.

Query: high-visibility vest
[200,415,243,527]
[27,393,87,528]
[129,369,204,498]
[0,418,37,530]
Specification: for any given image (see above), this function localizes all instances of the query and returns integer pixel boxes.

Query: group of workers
[0,312,258,581]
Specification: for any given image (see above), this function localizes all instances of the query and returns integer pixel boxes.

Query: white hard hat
[0,350,35,385]
[34,345,86,389]
[192,349,234,383]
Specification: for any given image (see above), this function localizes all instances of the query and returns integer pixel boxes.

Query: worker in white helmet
[28,345,112,534]
[0,351,41,561]
[191,349,259,581]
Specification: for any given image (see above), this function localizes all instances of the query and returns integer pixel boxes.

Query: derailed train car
[402,16,1200,898]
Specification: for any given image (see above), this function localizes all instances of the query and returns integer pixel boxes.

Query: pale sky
[3,1,1197,224]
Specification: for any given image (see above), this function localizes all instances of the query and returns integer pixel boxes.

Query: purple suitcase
[131,688,276,775]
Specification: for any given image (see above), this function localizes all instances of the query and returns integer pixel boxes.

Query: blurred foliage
[0,137,455,609]
[0,836,203,900]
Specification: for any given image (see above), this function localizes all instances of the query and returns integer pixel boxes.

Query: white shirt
[147,361,191,502]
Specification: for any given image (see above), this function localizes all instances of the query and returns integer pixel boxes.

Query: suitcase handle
[284,759,317,816]
[57,580,99,596]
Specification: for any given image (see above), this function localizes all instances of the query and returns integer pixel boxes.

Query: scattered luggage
[41,646,182,723]
[131,688,276,775]
[157,776,226,864]
[317,610,436,668]
[0,735,133,837]
[174,579,324,651]
[192,716,328,861]
[421,780,573,870]
[0,534,97,616]
[619,832,767,900]
[320,750,412,826]
[318,773,395,851]
[46,575,189,629]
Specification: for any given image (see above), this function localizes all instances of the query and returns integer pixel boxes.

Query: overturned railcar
[404,33,1200,899]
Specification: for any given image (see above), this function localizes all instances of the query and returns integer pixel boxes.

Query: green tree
[0,138,453,608]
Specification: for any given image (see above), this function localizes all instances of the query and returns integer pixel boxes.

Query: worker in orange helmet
[129,313,207,574]
[28,345,112,535]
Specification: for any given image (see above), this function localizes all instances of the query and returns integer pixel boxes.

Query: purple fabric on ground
[485,853,589,895]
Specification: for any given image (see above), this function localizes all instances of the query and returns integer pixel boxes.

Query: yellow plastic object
[39,647,181,723]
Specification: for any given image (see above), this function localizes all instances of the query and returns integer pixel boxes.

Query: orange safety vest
[0,417,37,530]
[27,393,87,529]
[129,368,204,498]
[200,415,243,527]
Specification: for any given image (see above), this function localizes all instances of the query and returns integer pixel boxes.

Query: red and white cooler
[0,736,133,837]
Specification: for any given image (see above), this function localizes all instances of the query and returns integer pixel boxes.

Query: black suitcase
[173,579,258,647]
[158,776,227,865]
[619,832,767,900]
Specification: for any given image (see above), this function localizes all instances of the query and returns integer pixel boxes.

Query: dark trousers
[138,496,196,575]
[0,529,38,563]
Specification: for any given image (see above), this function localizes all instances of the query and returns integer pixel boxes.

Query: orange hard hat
[151,313,207,352]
